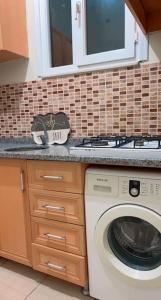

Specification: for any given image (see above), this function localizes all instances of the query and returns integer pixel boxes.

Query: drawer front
[31,217,86,256]
[29,189,85,225]
[32,244,87,287]
[27,161,85,194]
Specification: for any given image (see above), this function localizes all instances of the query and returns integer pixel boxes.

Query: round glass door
[108,216,161,271]
[95,205,161,284]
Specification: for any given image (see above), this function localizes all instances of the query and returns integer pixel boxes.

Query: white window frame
[73,1,135,66]
[34,0,148,78]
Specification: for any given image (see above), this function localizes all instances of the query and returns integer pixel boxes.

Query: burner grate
[133,136,161,149]
[74,135,161,150]
[78,136,132,148]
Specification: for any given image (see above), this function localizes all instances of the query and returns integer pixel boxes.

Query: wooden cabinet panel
[29,189,85,225]
[125,0,161,33]
[0,0,28,62]
[32,244,87,287]
[31,217,86,256]
[27,161,85,194]
[0,159,31,266]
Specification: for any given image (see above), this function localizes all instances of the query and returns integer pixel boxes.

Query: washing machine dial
[130,187,139,197]
[129,180,140,197]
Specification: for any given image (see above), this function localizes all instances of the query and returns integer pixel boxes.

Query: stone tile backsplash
[0,63,161,138]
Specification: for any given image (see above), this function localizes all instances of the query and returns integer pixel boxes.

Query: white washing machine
[85,167,161,300]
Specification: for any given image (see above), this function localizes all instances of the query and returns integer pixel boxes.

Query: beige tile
[27,276,93,300]
[0,260,46,300]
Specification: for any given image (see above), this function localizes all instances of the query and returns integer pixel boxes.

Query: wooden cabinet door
[0,159,31,266]
[0,0,28,62]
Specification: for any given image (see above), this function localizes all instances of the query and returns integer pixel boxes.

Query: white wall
[147,31,161,64]
[0,1,161,85]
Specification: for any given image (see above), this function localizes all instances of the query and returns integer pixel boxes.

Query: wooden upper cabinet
[125,0,161,33]
[0,159,32,266]
[0,0,28,62]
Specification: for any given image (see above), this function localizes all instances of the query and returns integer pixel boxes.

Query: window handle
[75,1,81,27]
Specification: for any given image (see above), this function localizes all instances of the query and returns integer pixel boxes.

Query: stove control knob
[130,187,139,197]
[129,180,140,197]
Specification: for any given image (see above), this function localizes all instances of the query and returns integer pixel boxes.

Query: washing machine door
[95,204,161,286]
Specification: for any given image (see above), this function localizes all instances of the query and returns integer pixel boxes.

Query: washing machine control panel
[86,171,161,200]
[120,177,161,200]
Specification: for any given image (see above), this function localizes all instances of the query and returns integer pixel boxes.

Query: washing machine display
[108,216,161,271]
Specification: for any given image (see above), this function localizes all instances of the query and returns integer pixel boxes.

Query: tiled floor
[0,258,93,300]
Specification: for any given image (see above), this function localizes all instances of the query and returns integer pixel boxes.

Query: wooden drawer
[27,161,85,194]
[31,217,86,256]
[32,244,87,287]
[29,189,85,225]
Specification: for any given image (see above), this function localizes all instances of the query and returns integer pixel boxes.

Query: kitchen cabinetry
[0,159,87,287]
[0,159,32,266]
[0,0,28,62]
[27,160,88,287]
[125,0,161,33]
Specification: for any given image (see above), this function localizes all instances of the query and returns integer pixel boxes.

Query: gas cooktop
[72,136,161,149]
[70,136,161,155]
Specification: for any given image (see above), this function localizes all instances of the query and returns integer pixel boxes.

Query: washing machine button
[129,180,140,197]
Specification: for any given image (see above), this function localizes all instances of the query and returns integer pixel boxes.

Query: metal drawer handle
[44,233,66,241]
[42,205,65,212]
[41,175,64,181]
[20,171,25,192]
[46,262,66,272]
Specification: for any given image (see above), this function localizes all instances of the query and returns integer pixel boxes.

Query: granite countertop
[0,137,161,168]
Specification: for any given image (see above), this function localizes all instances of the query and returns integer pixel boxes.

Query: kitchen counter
[0,137,161,168]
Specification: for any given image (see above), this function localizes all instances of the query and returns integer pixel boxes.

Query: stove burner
[135,139,145,147]
[92,140,109,146]
[132,136,161,149]
[75,135,130,149]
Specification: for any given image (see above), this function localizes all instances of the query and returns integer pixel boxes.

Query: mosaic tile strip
[0,63,161,138]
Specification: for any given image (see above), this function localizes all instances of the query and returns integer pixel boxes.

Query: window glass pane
[108,217,161,271]
[49,0,73,67]
[86,0,125,55]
